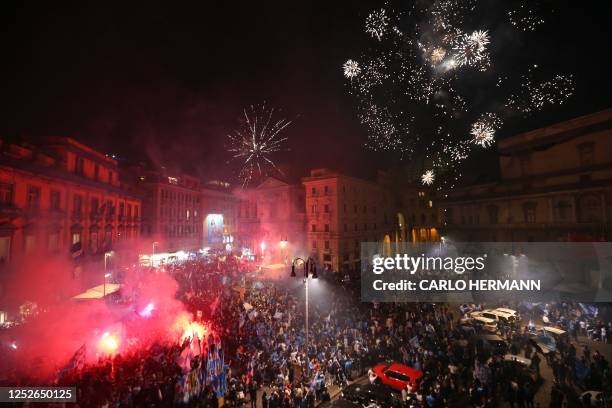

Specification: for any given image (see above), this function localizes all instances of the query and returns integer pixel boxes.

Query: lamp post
[291,257,317,376]
[103,251,113,297]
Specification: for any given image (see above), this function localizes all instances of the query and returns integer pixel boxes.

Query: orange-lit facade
[0,137,141,268]
[302,169,439,273]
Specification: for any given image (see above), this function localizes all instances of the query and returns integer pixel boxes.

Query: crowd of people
[1,254,612,407]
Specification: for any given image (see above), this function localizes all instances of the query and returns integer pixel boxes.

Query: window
[343,204,347,213]
[487,205,499,225]
[91,198,99,215]
[312,240,317,249]
[119,203,125,217]
[311,203,317,214]
[324,204,329,213]
[555,200,572,221]
[577,142,595,167]
[50,190,61,210]
[25,235,36,254]
[0,236,10,262]
[324,186,329,194]
[386,371,410,382]
[311,224,317,232]
[522,202,537,223]
[344,224,348,232]
[75,157,84,175]
[72,232,81,245]
[577,194,602,223]
[26,186,40,209]
[324,240,330,250]
[324,224,330,232]
[94,165,99,180]
[311,187,316,195]
[354,224,358,231]
[73,195,83,214]
[519,154,531,176]
[0,183,13,205]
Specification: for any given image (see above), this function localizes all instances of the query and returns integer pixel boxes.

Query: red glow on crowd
[97,331,120,355]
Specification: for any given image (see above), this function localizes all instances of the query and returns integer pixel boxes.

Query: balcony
[71,211,84,222]
[0,203,22,219]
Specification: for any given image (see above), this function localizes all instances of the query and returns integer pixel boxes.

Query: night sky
[1,1,611,184]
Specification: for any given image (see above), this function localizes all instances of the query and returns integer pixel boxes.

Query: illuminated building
[302,169,439,273]
[135,169,203,253]
[441,108,612,242]
[201,181,238,249]
[236,176,305,260]
[0,137,141,271]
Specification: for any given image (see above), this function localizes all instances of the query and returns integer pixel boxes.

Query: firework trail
[227,104,291,188]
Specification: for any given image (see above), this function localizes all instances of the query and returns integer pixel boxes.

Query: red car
[372,362,423,390]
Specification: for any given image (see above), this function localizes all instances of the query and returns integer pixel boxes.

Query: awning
[72,283,122,300]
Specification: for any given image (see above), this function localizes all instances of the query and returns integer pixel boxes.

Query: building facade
[441,108,612,242]
[0,137,142,281]
[302,169,440,273]
[201,181,239,250]
[136,169,203,253]
[235,177,305,261]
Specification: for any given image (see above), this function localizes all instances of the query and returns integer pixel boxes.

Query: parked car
[372,362,423,390]
[340,383,400,408]
[476,309,517,325]
[461,314,499,334]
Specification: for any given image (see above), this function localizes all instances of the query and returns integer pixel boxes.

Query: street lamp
[291,257,317,375]
[103,251,113,297]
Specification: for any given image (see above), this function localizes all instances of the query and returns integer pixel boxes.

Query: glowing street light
[291,257,317,375]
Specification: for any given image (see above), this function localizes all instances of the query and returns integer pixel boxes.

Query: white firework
[343,59,361,79]
[227,104,292,187]
[365,9,389,41]
[421,170,435,185]
[430,47,446,64]
[470,113,500,147]
[453,30,490,67]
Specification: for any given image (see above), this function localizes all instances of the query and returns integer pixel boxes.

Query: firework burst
[342,0,573,187]
[470,113,502,147]
[227,104,292,187]
[343,59,361,79]
[365,9,389,41]
[453,30,490,67]
[421,170,435,186]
